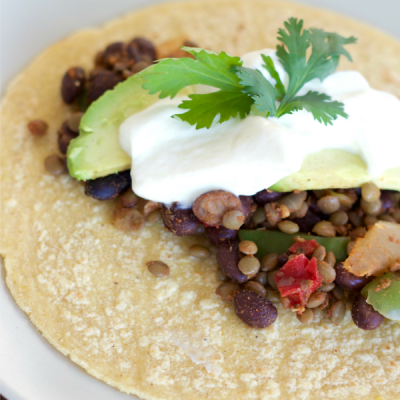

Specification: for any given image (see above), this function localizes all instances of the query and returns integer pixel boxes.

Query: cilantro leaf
[176,91,254,129]
[142,47,243,98]
[261,54,286,100]
[232,66,277,116]
[276,17,356,121]
[277,91,348,125]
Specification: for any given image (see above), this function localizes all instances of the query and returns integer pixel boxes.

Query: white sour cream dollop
[119,49,400,206]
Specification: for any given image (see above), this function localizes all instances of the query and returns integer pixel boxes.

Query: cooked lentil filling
[31,36,400,332]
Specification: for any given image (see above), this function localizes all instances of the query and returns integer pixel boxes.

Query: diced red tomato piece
[274,254,322,307]
[289,239,319,256]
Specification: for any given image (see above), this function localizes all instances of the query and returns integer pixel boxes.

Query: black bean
[61,67,86,104]
[130,37,156,61]
[291,211,321,233]
[351,293,384,330]
[161,203,198,236]
[84,170,131,200]
[103,42,126,67]
[126,43,143,63]
[380,190,395,212]
[239,195,256,222]
[307,193,320,214]
[58,121,79,154]
[335,263,373,291]
[206,225,238,246]
[216,242,247,283]
[88,70,123,102]
[277,252,289,266]
[255,189,284,205]
[233,290,278,328]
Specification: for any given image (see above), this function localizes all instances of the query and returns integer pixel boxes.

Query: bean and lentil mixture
[29,36,400,332]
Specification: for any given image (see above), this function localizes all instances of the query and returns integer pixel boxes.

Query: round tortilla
[1,1,399,399]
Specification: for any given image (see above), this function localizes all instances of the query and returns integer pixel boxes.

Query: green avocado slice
[67,68,158,181]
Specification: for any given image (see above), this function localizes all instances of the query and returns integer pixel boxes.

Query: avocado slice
[269,149,400,192]
[67,69,158,180]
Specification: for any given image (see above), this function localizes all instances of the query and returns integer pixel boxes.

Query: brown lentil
[113,207,145,231]
[120,189,139,208]
[364,215,378,227]
[348,210,363,227]
[265,289,280,303]
[28,119,48,136]
[146,261,170,277]
[261,253,279,272]
[306,292,327,308]
[132,60,151,73]
[361,182,380,203]
[277,220,299,234]
[253,271,268,286]
[297,308,314,324]
[239,240,258,255]
[349,227,366,241]
[147,209,162,223]
[317,261,336,283]
[188,244,210,259]
[329,301,346,325]
[347,240,356,255]
[268,270,278,290]
[280,296,291,309]
[244,281,267,297]
[279,191,307,212]
[44,155,67,175]
[312,307,323,321]
[312,220,336,237]
[222,209,245,230]
[216,282,239,301]
[217,269,230,282]
[317,195,340,214]
[67,112,84,132]
[238,256,260,276]
[332,285,345,301]
[290,202,308,219]
[252,207,266,224]
[324,251,336,268]
[312,245,326,261]
[360,198,381,216]
[329,210,348,226]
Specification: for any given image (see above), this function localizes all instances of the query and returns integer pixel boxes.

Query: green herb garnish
[142,18,357,129]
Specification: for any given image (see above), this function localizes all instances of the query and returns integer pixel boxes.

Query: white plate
[0,1,399,399]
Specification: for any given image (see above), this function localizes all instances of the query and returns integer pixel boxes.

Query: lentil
[277,220,299,234]
[253,271,268,286]
[317,195,340,214]
[239,240,258,255]
[268,270,278,290]
[360,198,381,216]
[188,244,210,259]
[238,256,260,277]
[329,301,346,325]
[146,261,170,277]
[347,240,356,255]
[244,281,267,297]
[312,220,336,237]
[329,210,348,226]
[318,282,335,292]
[290,202,308,219]
[113,207,145,231]
[252,207,266,224]
[279,191,307,212]
[312,245,326,261]
[44,155,67,175]
[120,189,139,208]
[332,285,345,300]
[28,119,48,136]
[317,260,336,283]
[147,209,162,223]
[261,253,279,272]
[217,268,230,282]
[348,210,363,227]
[312,307,323,321]
[265,289,280,303]
[216,282,239,301]
[324,251,336,267]
[222,210,245,230]
[361,182,380,203]
[378,213,396,222]
[306,292,327,308]
[364,215,378,227]
[297,309,314,324]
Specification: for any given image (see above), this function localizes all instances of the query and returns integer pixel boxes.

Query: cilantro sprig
[142,18,357,129]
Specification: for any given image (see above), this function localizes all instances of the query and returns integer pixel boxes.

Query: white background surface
[0,1,399,400]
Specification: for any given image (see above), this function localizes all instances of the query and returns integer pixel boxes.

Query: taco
[1,1,400,400]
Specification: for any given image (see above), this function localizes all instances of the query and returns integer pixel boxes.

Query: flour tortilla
[1,1,400,399]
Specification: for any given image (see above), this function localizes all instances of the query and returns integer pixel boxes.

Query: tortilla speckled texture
[1,1,400,399]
